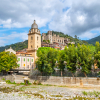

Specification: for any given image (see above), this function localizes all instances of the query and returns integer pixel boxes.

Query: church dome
[31,20,38,29]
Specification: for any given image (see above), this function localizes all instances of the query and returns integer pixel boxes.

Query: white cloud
[0,0,100,41]
[78,32,97,40]
[0,32,28,46]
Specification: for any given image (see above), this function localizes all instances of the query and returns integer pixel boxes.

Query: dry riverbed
[0,83,100,100]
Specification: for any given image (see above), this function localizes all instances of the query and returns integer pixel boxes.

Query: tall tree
[95,41,100,53]
[36,47,58,74]
[57,50,65,76]
[64,45,78,76]
[77,44,93,77]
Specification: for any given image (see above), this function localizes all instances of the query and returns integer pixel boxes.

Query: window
[58,40,59,42]
[60,40,61,42]
[28,59,29,62]
[18,64,20,67]
[18,58,20,61]
[31,36,33,40]
[37,36,38,41]
[24,58,25,61]
[37,46,38,48]
[31,45,33,48]
[32,59,33,62]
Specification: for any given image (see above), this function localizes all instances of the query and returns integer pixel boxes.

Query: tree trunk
[71,72,74,77]
[84,72,87,77]
[61,70,62,77]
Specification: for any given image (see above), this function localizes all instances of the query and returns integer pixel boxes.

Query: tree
[77,44,93,77]
[0,51,18,72]
[95,41,100,53]
[94,51,100,69]
[57,50,65,76]
[36,47,58,75]
[64,45,78,77]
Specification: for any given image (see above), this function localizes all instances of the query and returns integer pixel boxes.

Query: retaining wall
[30,76,100,85]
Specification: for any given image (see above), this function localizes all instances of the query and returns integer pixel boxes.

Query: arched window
[31,36,33,40]
[37,46,38,48]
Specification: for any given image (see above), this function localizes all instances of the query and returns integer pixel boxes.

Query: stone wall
[30,76,100,86]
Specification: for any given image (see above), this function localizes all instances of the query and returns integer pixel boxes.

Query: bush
[6,80,11,84]
[6,80,16,84]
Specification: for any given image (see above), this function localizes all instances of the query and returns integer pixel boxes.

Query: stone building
[42,31,64,44]
[42,31,74,45]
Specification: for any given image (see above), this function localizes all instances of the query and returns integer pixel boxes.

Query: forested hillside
[86,35,100,45]
[0,40,28,52]
[0,31,88,52]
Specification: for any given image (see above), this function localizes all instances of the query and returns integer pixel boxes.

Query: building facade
[17,55,34,69]
[5,47,16,54]
[42,31,75,45]
[42,31,64,44]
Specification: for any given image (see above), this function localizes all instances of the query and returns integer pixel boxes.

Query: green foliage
[43,40,50,43]
[57,50,65,71]
[95,41,100,53]
[64,45,78,75]
[77,44,93,77]
[0,51,18,72]
[6,80,16,84]
[0,40,28,52]
[82,91,88,96]
[36,47,58,74]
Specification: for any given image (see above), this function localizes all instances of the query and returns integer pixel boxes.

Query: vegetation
[36,42,100,77]
[36,47,58,75]
[77,44,93,77]
[64,45,78,77]
[0,40,28,52]
[0,51,18,72]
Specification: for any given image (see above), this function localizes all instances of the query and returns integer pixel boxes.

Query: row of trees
[0,51,18,72]
[36,42,100,77]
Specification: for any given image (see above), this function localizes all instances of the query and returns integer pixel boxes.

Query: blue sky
[0,0,100,46]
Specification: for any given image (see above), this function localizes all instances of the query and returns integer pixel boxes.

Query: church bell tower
[27,20,41,67]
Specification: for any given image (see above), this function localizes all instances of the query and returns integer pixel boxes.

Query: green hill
[86,35,100,45]
[0,40,28,52]
[0,31,88,52]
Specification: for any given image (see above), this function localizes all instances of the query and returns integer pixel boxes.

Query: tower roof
[31,20,38,29]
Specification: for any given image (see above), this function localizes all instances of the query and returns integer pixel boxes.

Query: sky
[0,0,100,46]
